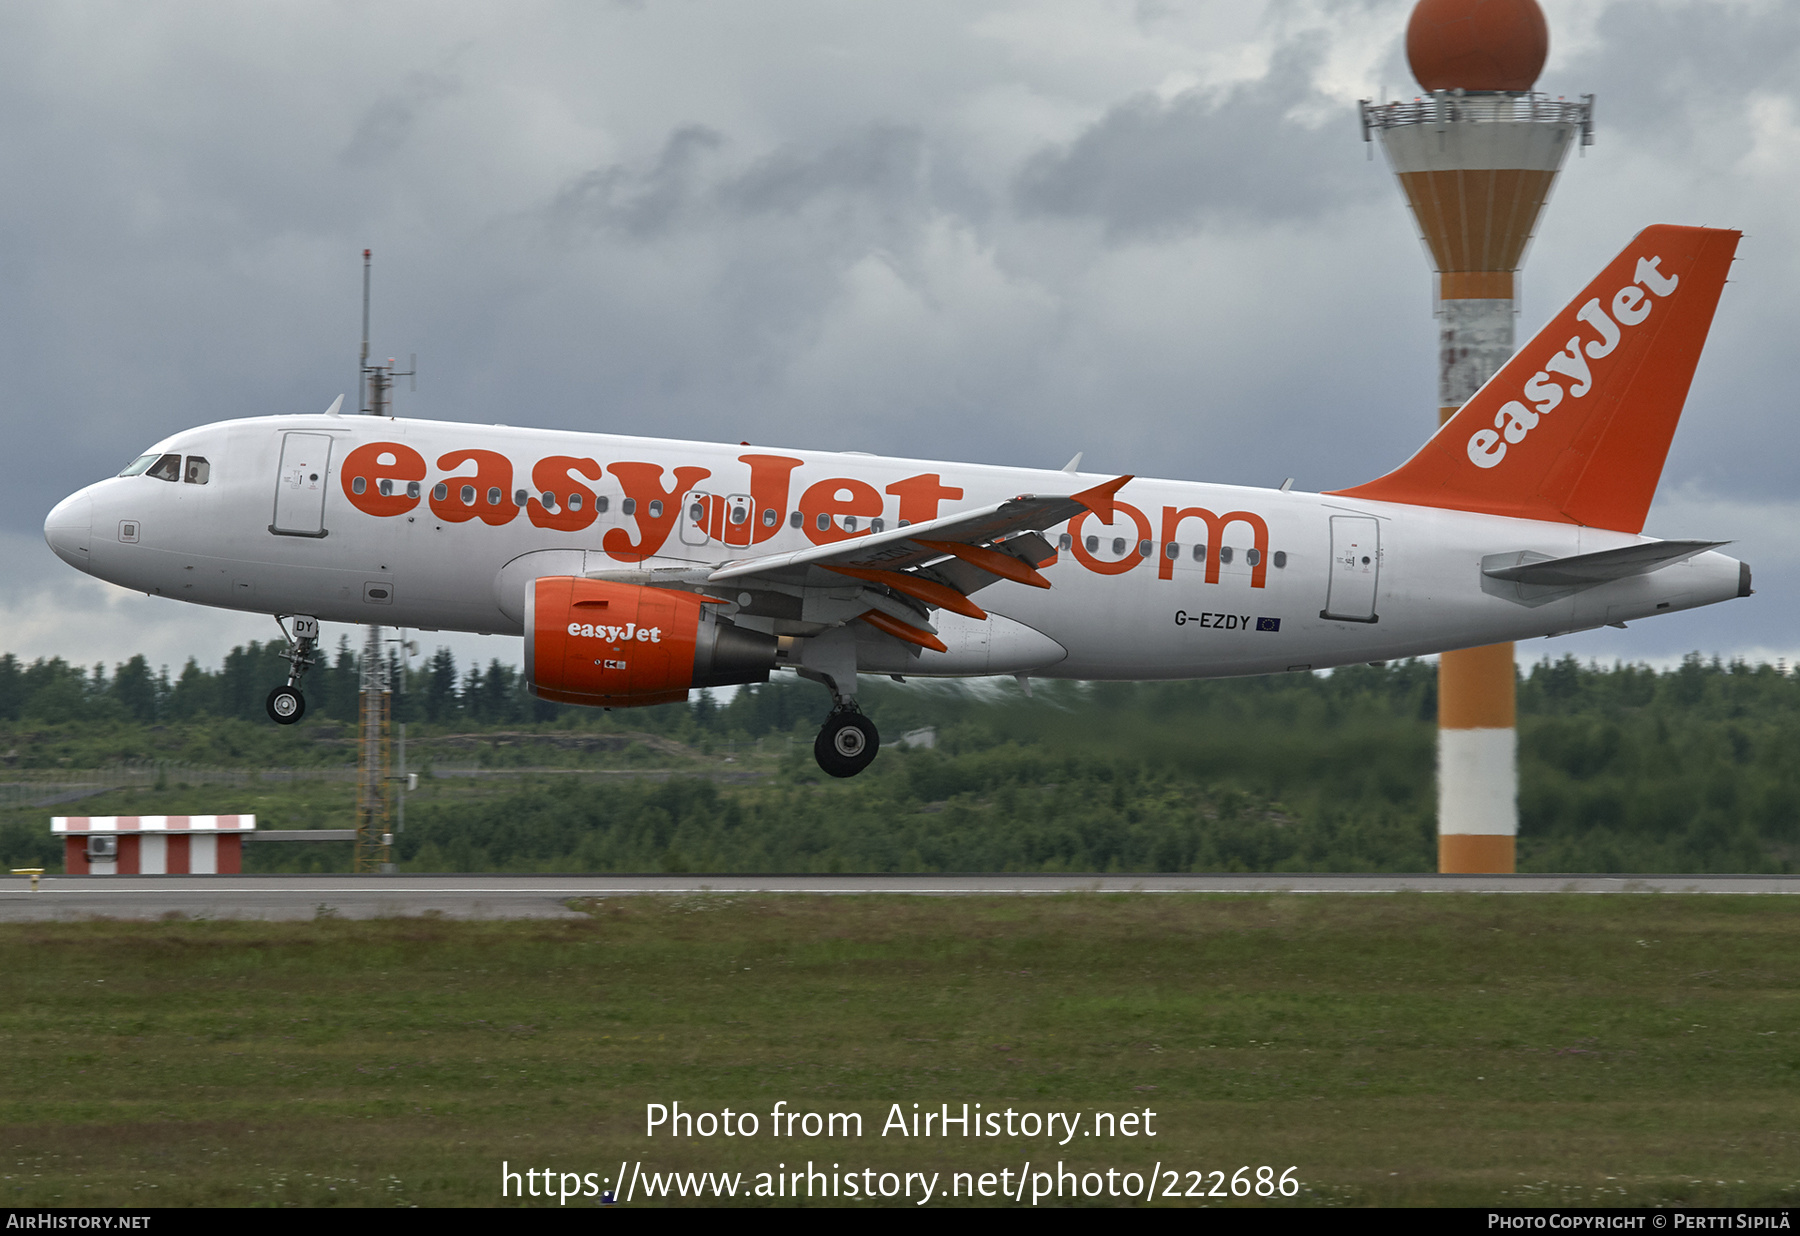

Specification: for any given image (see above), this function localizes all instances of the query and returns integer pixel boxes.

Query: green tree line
[3,645,1796,873]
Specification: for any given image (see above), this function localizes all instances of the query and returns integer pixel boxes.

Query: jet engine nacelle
[524,576,777,707]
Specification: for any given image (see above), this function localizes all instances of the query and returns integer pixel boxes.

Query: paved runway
[5,872,1800,920]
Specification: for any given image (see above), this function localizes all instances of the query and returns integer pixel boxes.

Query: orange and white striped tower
[1360,0,1593,872]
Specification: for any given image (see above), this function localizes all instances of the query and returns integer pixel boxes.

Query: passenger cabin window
[118,454,159,477]
[870,518,884,534]
[146,454,181,482]
[1219,546,1234,564]
[1245,548,1261,566]
[183,456,209,485]
[1191,544,1207,562]
[762,508,778,527]
[622,498,636,516]
[788,511,802,528]
[1273,551,1287,568]
[1058,533,1071,551]
[596,496,609,514]
[648,500,663,519]
[1085,535,1098,552]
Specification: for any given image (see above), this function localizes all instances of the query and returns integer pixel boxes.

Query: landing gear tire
[267,615,319,727]
[266,686,306,725]
[814,711,879,778]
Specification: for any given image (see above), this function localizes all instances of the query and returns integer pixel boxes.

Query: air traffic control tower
[1360,0,1593,873]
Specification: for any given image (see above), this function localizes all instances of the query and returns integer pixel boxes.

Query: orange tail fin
[1329,225,1740,533]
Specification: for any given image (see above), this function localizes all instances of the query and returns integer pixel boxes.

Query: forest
[2,640,1795,874]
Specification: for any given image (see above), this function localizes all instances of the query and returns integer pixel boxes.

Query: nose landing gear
[266,615,320,726]
[814,704,879,778]
[266,685,305,724]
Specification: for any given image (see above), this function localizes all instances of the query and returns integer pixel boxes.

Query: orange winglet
[825,566,988,619]
[1070,474,1133,522]
[914,540,1052,589]
[860,609,948,653]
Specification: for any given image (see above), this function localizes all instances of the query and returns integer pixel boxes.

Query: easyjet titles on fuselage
[336,442,1276,588]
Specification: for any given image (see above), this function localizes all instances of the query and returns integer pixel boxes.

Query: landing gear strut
[814,703,879,778]
[267,615,319,726]
[797,633,880,777]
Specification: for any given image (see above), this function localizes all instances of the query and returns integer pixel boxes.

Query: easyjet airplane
[43,226,1748,776]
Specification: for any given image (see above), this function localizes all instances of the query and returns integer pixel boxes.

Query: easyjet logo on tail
[1466,255,1680,469]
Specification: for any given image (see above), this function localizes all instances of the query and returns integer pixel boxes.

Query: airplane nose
[44,491,93,570]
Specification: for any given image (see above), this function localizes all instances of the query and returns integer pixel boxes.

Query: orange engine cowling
[525,576,778,708]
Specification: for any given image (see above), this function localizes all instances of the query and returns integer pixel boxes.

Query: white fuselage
[44,414,1747,681]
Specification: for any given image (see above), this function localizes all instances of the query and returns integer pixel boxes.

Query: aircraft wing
[684,475,1131,651]
[709,475,1127,580]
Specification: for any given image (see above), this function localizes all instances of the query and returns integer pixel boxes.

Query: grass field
[4,894,1799,1208]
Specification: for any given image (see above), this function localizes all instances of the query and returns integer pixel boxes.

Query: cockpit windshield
[120,452,208,483]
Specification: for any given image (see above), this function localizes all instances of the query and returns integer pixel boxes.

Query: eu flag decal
[1255,617,1281,632]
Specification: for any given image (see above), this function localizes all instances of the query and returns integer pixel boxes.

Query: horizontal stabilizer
[1481,540,1727,587]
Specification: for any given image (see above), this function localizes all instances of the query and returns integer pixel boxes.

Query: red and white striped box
[52,816,257,875]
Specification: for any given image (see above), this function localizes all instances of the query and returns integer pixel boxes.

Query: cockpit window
[145,454,182,482]
[183,456,209,485]
[118,454,159,477]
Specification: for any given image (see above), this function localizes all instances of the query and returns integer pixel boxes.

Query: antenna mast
[359,248,371,406]
[359,249,415,418]
[352,248,416,874]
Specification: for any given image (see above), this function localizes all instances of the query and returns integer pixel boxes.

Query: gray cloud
[341,72,462,167]
[1558,1,1800,160]
[548,121,951,255]
[1014,37,1381,239]
[549,124,726,238]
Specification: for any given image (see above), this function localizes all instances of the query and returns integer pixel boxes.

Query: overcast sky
[3,0,1795,679]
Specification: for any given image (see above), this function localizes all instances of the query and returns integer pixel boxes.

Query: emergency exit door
[679,491,713,546]
[1322,515,1380,622]
[271,432,333,537]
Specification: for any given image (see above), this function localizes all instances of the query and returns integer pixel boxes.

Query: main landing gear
[267,615,320,725]
[814,704,879,778]
[797,635,881,778]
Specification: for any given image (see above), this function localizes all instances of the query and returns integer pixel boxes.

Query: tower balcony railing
[1360,91,1594,145]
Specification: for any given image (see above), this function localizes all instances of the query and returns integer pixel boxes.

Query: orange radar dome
[1406,0,1548,92]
